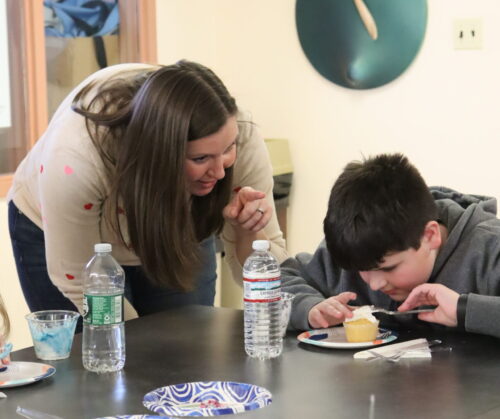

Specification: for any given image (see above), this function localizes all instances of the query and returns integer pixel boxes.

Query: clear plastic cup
[280,292,295,337]
[25,310,80,360]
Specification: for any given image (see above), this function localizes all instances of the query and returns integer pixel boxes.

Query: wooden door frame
[0,0,157,197]
[119,0,157,63]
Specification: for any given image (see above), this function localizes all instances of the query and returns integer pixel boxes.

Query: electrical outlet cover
[454,18,483,50]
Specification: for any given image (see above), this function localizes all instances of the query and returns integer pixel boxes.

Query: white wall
[156,0,500,256]
[0,0,11,128]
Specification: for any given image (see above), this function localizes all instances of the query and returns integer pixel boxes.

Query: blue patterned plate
[143,381,272,416]
[96,416,172,419]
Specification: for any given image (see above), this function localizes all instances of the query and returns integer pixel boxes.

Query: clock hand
[352,0,378,40]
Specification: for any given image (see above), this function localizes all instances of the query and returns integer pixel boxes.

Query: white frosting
[344,305,378,323]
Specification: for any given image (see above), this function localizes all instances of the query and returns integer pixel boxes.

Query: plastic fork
[16,406,65,419]
[367,339,443,362]
[369,306,436,316]
[376,330,392,339]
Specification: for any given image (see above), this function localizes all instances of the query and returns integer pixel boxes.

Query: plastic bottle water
[82,243,125,373]
[243,240,282,359]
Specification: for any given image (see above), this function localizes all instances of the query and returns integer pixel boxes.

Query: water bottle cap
[94,243,112,253]
[252,240,270,251]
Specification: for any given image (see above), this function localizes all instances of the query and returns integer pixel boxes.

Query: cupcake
[343,306,379,342]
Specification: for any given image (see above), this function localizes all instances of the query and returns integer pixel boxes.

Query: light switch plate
[454,18,483,50]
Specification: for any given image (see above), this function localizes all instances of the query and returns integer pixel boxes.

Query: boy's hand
[308,292,357,329]
[223,187,270,232]
[398,284,459,327]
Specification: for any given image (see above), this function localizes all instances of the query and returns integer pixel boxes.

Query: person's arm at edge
[463,293,500,338]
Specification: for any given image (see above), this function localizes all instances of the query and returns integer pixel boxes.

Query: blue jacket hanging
[44,0,119,37]
[44,0,119,68]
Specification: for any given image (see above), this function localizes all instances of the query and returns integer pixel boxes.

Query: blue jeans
[8,201,217,332]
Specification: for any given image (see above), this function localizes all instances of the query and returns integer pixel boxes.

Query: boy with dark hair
[282,153,500,338]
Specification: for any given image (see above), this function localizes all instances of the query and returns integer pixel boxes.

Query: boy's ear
[422,221,442,250]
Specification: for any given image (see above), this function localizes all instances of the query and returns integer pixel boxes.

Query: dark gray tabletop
[1,305,500,419]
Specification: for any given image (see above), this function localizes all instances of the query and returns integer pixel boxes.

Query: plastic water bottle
[82,243,125,372]
[243,240,282,359]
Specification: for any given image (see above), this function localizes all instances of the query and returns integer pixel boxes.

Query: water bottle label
[243,275,281,303]
[83,293,124,325]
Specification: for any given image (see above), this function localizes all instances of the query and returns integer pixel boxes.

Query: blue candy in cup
[25,310,80,360]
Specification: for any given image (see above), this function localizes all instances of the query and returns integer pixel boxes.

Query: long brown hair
[72,61,237,290]
[0,295,10,341]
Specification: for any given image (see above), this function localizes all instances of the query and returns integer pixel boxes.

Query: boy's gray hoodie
[281,186,500,338]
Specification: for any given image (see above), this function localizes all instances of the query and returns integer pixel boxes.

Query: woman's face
[185,116,238,196]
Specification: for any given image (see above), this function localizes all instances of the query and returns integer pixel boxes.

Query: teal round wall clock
[296,0,428,89]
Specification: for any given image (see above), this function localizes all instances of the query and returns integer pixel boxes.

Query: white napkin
[354,338,431,360]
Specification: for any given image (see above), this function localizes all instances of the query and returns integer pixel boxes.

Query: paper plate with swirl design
[0,361,56,388]
[143,381,272,416]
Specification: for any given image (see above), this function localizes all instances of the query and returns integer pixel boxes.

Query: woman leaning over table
[7,61,287,331]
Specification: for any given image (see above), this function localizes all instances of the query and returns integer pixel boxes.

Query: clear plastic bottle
[243,240,282,359]
[82,243,125,373]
